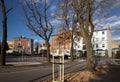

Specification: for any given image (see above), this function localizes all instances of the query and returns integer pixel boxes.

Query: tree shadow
[89,65,120,82]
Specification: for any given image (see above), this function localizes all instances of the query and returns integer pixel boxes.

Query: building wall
[50,34,71,56]
[74,37,84,51]
[38,42,47,55]
[13,36,33,54]
[112,41,119,48]
[50,26,112,57]
[112,41,119,54]
[92,29,109,56]
[7,41,13,49]
[92,30,108,50]
[106,26,112,57]
[6,41,13,54]
[78,26,112,57]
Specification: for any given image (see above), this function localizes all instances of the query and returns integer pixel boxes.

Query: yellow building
[6,41,13,54]
[7,41,13,49]
[112,41,119,54]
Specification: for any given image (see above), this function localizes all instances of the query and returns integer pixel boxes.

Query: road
[0,60,86,82]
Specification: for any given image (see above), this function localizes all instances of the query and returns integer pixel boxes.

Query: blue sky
[0,0,120,43]
[0,0,41,42]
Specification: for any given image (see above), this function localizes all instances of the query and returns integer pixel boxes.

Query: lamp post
[21,46,24,62]
[18,44,22,62]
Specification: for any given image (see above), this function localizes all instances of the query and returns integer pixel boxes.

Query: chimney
[20,35,24,39]
[106,25,110,30]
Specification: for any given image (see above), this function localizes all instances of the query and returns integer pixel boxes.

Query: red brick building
[13,36,33,54]
[50,30,71,56]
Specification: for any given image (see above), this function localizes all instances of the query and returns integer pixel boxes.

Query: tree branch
[0,2,1,7]
[6,8,13,14]
[85,0,90,33]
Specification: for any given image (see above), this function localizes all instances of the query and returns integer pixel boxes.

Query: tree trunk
[0,0,7,66]
[70,31,74,61]
[83,36,94,71]
[46,40,50,62]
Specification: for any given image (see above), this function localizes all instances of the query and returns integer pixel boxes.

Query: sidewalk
[6,61,42,66]
[6,58,73,66]
[5,56,48,66]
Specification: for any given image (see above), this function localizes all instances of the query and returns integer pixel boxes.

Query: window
[28,42,30,47]
[83,45,86,50]
[77,38,80,42]
[102,31,104,34]
[96,32,98,35]
[102,44,105,48]
[102,37,105,41]
[60,50,62,54]
[96,44,98,48]
[66,51,69,53]
[18,41,21,47]
[93,37,95,42]
[96,38,98,41]
[54,50,57,53]
[93,44,94,48]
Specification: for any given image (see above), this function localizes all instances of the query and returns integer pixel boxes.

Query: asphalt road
[0,60,86,82]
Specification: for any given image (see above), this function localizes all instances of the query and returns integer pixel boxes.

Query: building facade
[38,42,47,55]
[50,26,112,57]
[78,26,112,57]
[6,41,13,54]
[92,26,112,57]
[112,41,119,54]
[13,36,33,54]
[50,35,71,56]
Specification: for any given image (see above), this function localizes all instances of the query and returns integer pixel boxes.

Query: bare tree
[57,28,70,54]
[0,42,1,51]
[73,0,94,70]
[21,0,54,62]
[72,0,113,70]
[56,0,80,61]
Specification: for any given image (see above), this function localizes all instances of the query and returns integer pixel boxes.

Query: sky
[0,0,42,42]
[0,0,120,43]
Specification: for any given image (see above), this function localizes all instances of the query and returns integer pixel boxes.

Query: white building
[77,26,112,57]
[38,42,47,55]
[50,26,112,58]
